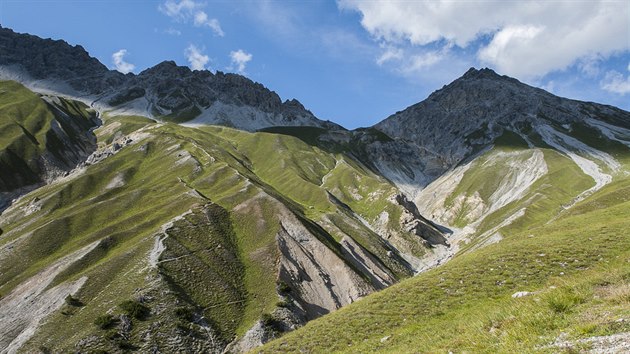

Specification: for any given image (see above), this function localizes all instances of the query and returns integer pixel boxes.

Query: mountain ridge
[1,27,629,353]
[0,26,337,132]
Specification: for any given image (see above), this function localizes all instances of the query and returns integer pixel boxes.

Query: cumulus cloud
[185,45,209,71]
[159,0,224,36]
[230,49,253,73]
[338,0,629,79]
[601,68,630,95]
[112,49,135,74]
[193,11,224,36]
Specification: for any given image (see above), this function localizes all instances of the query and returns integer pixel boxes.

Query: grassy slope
[0,80,57,190]
[1,104,428,352]
[259,176,630,353]
[0,80,96,192]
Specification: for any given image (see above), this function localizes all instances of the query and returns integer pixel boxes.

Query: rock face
[0,26,338,131]
[375,67,630,170]
[0,26,125,94]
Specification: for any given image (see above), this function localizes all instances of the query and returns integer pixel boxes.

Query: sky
[1,0,629,129]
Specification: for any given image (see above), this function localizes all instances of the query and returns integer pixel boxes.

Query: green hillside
[0,80,97,197]
[259,177,630,353]
[1,80,629,353]
[0,82,441,353]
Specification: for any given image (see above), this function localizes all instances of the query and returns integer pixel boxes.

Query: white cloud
[377,46,403,66]
[339,0,630,79]
[112,49,135,74]
[159,0,200,20]
[477,25,544,76]
[405,51,444,73]
[229,49,253,73]
[164,27,182,36]
[185,45,209,71]
[601,70,630,95]
[193,11,224,36]
[159,0,224,36]
[578,54,604,78]
[541,80,555,94]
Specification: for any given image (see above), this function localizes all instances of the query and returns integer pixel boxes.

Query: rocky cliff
[0,26,337,131]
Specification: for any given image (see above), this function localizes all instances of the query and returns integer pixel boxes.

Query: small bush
[261,313,274,326]
[277,281,291,295]
[94,314,115,329]
[174,307,194,322]
[119,300,149,320]
[261,313,283,333]
[65,294,82,306]
[276,300,290,308]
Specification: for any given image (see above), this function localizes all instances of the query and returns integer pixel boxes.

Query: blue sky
[1,0,629,129]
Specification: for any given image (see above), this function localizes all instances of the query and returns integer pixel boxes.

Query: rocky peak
[374,67,630,169]
[138,60,188,77]
[0,25,124,93]
[460,67,505,80]
[0,26,333,130]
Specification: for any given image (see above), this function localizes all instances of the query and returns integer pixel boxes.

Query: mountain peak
[138,60,192,77]
[462,67,498,79]
[375,66,630,169]
[460,67,518,83]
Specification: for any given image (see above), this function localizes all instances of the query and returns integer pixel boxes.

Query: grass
[0,80,97,192]
[3,83,627,352]
[1,98,432,352]
[259,177,630,352]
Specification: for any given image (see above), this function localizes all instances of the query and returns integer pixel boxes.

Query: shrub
[94,314,115,329]
[64,294,82,306]
[261,313,283,333]
[119,300,149,320]
[276,300,290,308]
[174,307,194,322]
[277,281,291,295]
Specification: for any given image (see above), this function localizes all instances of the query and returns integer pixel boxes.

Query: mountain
[0,81,444,353]
[0,26,338,131]
[375,67,629,168]
[258,69,630,352]
[1,27,629,353]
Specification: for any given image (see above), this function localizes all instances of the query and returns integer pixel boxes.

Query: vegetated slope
[359,68,630,264]
[0,83,445,353]
[259,176,630,353]
[0,80,98,210]
[0,26,338,131]
[2,25,630,353]
[256,69,630,352]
